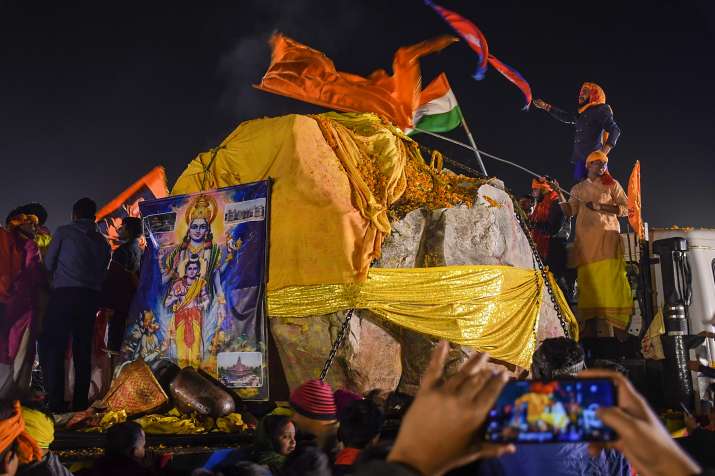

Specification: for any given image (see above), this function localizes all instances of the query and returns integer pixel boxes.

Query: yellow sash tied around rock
[267,265,577,369]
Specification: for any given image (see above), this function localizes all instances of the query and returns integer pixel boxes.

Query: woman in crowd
[249,415,296,474]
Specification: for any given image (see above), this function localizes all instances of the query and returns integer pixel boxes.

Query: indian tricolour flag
[406,73,462,136]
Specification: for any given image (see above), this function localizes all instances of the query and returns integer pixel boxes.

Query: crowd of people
[0,198,141,410]
[0,81,712,475]
[0,338,710,475]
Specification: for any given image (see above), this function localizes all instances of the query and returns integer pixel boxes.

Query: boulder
[269,183,567,394]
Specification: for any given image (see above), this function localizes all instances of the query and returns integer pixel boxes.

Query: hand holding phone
[580,369,700,476]
[485,377,617,443]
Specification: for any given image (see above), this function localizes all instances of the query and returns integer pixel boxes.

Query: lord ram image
[120,182,270,398]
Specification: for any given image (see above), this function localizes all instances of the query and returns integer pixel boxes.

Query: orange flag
[627,160,643,239]
[97,166,168,249]
[255,33,458,130]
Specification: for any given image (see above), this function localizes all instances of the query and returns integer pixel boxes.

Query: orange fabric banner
[627,160,643,239]
[97,166,168,248]
[254,33,458,130]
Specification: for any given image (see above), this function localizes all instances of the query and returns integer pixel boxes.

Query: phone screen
[484,378,617,443]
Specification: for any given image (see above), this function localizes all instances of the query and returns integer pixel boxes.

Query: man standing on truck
[533,82,621,181]
[553,151,632,337]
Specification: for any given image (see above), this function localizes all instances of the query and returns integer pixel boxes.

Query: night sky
[2,1,714,230]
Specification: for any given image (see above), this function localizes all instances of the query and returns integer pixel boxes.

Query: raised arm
[533,98,576,124]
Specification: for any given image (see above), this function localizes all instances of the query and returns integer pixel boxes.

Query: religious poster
[121,180,270,400]
[96,166,169,249]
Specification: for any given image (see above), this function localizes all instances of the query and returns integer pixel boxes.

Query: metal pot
[169,367,236,417]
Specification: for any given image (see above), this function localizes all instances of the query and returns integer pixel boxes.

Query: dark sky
[2,1,714,230]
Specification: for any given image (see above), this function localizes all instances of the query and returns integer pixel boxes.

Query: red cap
[290,379,337,420]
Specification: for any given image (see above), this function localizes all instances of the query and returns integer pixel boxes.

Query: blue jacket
[547,103,621,180]
[45,219,111,291]
[548,103,621,164]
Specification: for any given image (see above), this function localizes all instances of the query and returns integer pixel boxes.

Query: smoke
[218,0,368,121]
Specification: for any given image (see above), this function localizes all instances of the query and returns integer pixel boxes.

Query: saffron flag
[97,166,168,249]
[627,160,643,239]
[407,73,461,135]
[255,33,457,130]
[426,1,532,109]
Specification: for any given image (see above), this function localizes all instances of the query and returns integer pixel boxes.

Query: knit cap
[290,379,338,420]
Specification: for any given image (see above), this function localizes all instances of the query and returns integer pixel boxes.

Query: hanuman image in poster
[121,181,269,399]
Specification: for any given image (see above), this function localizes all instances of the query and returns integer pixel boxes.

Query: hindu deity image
[161,194,229,369]
[122,310,166,363]
[122,181,269,398]
[165,259,210,368]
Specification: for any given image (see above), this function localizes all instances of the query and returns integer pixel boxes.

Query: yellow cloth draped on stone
[268,265,577,369]
[172,113,413,291]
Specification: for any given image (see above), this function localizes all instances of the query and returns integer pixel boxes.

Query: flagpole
[456,106,488,176]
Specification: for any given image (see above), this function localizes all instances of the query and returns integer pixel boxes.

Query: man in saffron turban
[533,82,621,181]
[555,151,632,337]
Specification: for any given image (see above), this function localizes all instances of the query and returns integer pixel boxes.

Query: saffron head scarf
[585,150,615,185]
[531,177,554,192]
[0,401,42,464]
[585,150,608,165]
[578,82,606,114]
[7,213,39,230]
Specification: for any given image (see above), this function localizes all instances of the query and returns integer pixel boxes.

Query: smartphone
[484,378,617,443]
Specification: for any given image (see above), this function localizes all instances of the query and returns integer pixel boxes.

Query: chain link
[510,195,572,339]
[319,309,355,381]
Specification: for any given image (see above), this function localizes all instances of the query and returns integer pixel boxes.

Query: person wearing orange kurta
[555,151,632,335]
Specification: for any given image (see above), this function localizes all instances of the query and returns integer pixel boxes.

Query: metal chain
[319,309,355,381]
[510,195,572,339]
[419,144,572,338]
[318,149,570,379]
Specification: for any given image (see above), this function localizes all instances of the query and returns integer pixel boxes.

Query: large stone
[269,310,402,394]
[269,183,567,394]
